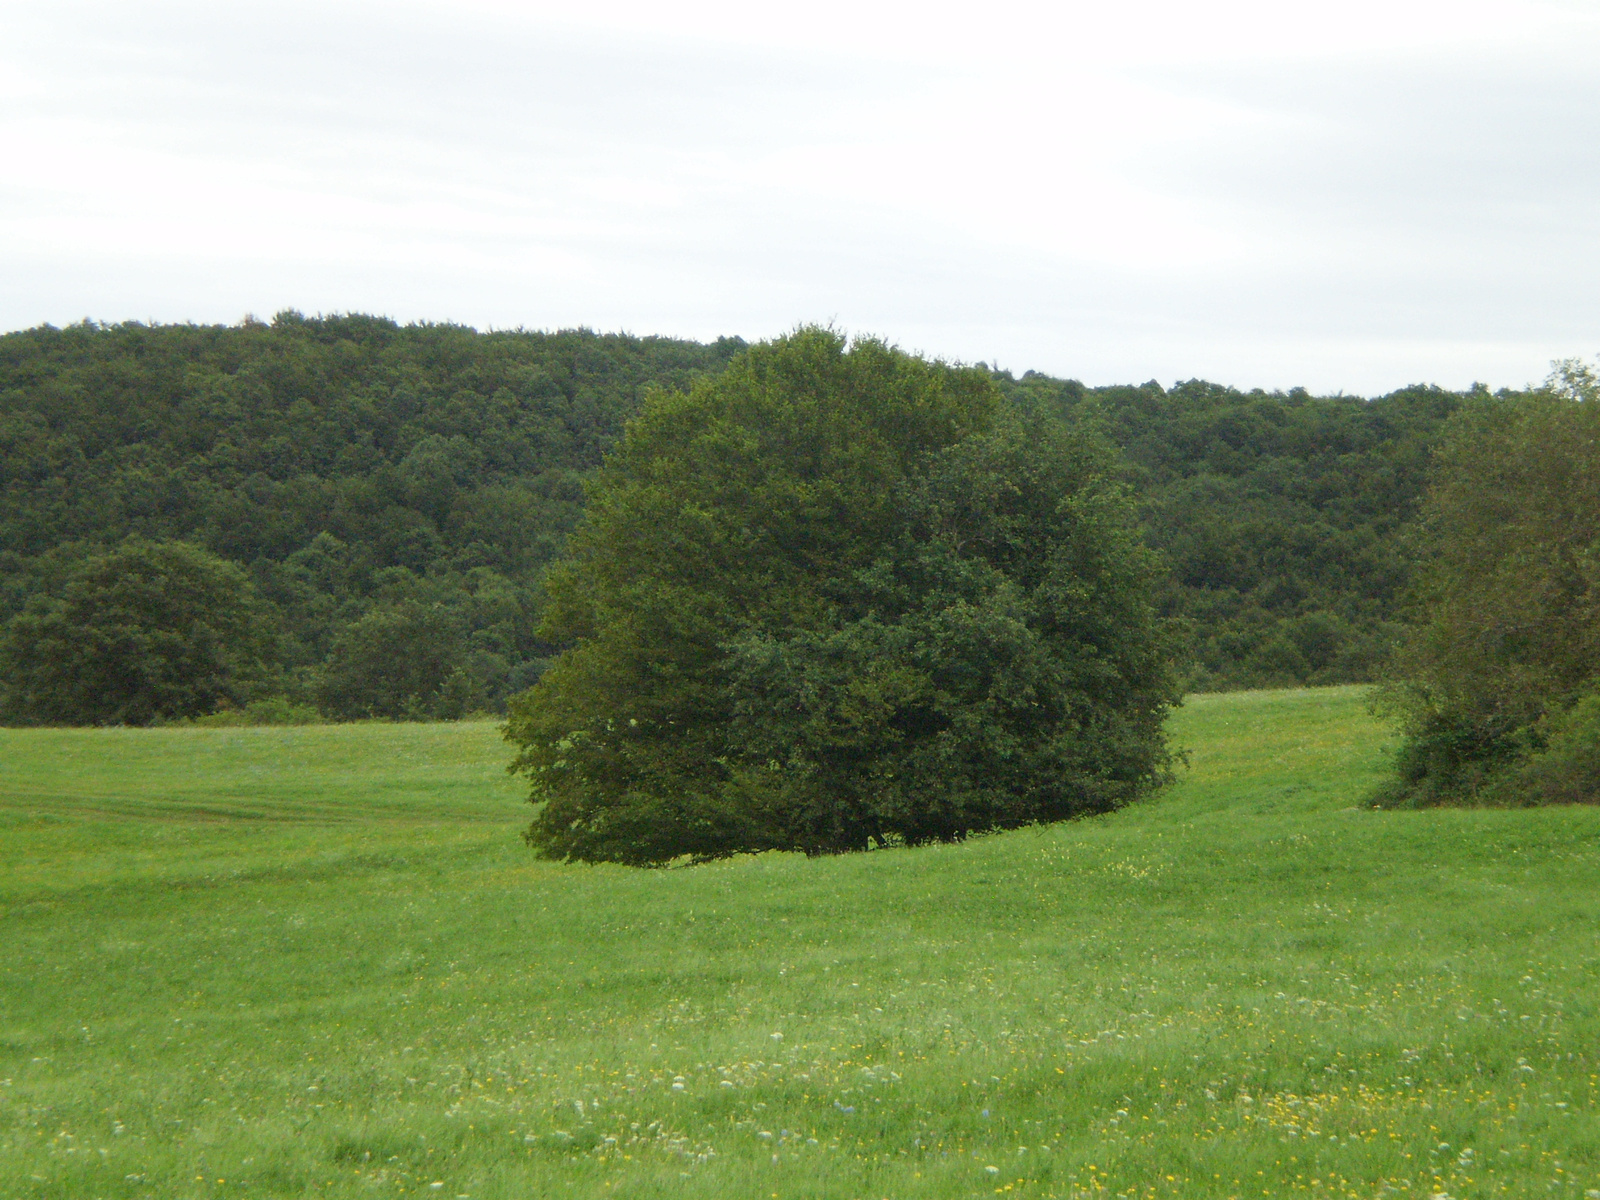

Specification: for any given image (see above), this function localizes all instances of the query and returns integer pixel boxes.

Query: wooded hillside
[0,314,1484,717]
[1001,372,1466,690]
[0,315,744,716]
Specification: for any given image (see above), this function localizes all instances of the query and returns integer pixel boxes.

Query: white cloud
[1,0,1596,391]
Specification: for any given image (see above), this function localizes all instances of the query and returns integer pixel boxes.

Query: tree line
[0,314,744,722]
[0,313,1492,725]
[999,372,1464,691]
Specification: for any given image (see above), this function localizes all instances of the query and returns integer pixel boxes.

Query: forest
[999,372,1466,689]
[0,313,1489,721]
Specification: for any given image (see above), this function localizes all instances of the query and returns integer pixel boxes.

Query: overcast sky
[2,0,1597,393]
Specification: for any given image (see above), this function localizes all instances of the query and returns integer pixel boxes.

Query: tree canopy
[505,329,1183,863]
[999,373,1464,690]
[1373,361,1600,806]
[0,313,1489,724]
[0,539,270,725]
[0,315,743,719]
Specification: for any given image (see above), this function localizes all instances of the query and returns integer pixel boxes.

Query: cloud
[2,0,1596,391]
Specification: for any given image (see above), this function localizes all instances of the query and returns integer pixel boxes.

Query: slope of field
[2,688,1597,1199]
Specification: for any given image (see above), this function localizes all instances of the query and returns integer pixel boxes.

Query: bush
[505,329,1183,864]
[1367,711,1534,808]
[1517,693,1600,805]
[189,696,325,727]
[0,540,274,725]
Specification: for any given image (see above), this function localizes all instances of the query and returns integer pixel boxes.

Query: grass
[1,686,1598,1199]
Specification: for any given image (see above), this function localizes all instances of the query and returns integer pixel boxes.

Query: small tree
[505,329,1182,863]
[1374,360,1600,805]
[0,540,272,725]
[315,601,477,719]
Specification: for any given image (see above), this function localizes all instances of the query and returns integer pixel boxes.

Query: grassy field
[2,687,1598,1199]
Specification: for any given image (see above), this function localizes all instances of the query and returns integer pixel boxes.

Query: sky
[2,0,1597,393]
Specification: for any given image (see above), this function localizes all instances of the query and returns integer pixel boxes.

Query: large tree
[0,539,273,725]
[1374,360,1600,805]
[505,329,1182,864]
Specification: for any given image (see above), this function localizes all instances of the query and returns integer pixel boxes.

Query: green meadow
[2,687,1598,1199]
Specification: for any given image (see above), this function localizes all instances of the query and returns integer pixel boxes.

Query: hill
[2,687,1597,1197]
[0,316,1490,714]
[0,315,744,714]
[1002,373,1466,690]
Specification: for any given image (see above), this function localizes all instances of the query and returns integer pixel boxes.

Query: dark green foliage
[190,696,325,726]
[0,315,743,720]
[315,601,475,720]
[0,312,1488,723]
[1517,692,1600,805]
[723,415,1182,853]
[505,329,1182,863]
[1000,373,1464,690]
[1372,361,1600,807]
[0,539,270,725]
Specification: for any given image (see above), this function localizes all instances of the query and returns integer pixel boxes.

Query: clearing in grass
[1,686,1597,1197]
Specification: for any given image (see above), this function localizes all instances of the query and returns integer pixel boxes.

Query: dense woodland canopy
[0,313,1495,723]
[0,315,744,720]
[999,372,1465,690]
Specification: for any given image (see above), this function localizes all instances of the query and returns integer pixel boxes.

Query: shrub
[1517,692,1600,805]
[189,696,325,727]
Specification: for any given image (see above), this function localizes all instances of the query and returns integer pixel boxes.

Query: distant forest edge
[0,314,1478,719]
